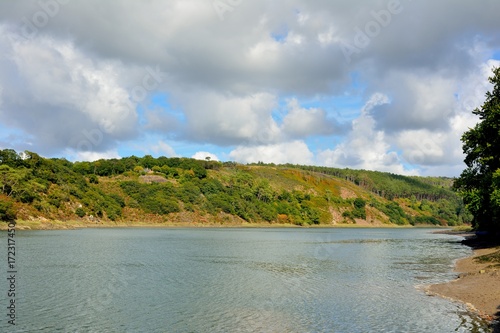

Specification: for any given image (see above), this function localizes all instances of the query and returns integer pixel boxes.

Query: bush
[353,198,366,209]
[342,211,353,219]
[381,201,408,225]
[352,207,366,219]
[178,183,202,204]
[257,202,277,222]
[143,196,180,215]
[75,207,86,218]
[411,215,440,226]
[88,174,99,184]
[206,194,234,214]
[0,201,16,221]
[49,198,61,208]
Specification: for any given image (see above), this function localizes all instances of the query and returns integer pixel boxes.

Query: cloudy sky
[0,0,499,176]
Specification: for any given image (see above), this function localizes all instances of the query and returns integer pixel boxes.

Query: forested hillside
[0,149,471,227]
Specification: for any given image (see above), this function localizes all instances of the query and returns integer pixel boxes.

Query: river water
[0,227,490,332]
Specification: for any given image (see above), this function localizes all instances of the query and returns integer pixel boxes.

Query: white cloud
[281,98,336,138]
[66,149,121,162]
[150,141,176,157]
[192,151,219,161]
[397,130,448,166]
[178,91,281,145]
[0,28,138,154]
[317,94,415,175]
[0,1,499,176]
[456,59,500,113]
[230,140,314,165]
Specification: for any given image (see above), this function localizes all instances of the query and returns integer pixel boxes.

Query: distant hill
[0,149,471,228]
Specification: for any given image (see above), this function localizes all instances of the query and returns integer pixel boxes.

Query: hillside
[0,149,471,228]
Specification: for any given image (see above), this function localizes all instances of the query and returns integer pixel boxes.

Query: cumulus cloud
[230,141,314,165]
[65,149,121,162]
[281,98,337,138]
[371,71,457,133]
[318,94,414,175]
[192,151,219,161]
[0,28,138,155]
[150,141,177,157]
[177,91,281,146]
[0,1,499,174]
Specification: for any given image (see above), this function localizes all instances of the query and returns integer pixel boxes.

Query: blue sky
[0,0,499,176]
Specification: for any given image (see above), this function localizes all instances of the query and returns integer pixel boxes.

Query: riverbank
[0,219,302,230]
[0,218,450,231]
[427,236,500,325]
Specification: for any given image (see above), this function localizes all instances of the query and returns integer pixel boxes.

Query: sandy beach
[428,245,500,323]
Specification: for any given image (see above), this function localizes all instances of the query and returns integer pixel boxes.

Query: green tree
[455,67,500,232]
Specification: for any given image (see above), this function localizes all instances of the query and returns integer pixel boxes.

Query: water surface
[0,228,488,332]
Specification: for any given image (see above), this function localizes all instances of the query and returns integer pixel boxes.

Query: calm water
[0,228,490,332]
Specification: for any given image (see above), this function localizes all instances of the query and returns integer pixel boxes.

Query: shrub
[0,201,16,221]
[342,211,353,219]
[88,174,99,184]
[352,207,366,219]
[75,207,86,218]
[353,198,366,209]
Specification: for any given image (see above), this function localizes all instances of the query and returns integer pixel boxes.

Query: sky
[0,0,499,176]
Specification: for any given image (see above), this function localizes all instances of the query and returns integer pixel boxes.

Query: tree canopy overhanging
[455,67,500,232]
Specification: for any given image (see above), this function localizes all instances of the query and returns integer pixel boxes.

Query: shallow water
[0,227,490,332]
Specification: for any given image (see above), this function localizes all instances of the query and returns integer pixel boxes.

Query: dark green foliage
[80,188,123,219]
[257,202,277,222]
[352,198,367,219]
[370,200,408,225]
[205,193,234,214]
[0,201,16,221]
[120,181,179,215]
[411,215,440,226]
[353,198,366,209]
[383,202,408,225]
[339,198,367,221]
[75,207,86,218]
[142,195,180,215]
[178,182,202,204]
[109,193,126,208]
[455,67,500,232]
[352,208,366,220]
[88,174,99,184]
[200,178,224,195]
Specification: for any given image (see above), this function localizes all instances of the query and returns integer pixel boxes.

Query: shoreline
[427,236,500,325]
[0,219,453,231]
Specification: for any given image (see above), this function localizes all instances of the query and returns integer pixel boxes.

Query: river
[0,227,489,332]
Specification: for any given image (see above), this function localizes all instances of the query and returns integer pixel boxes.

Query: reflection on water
[0,228,492,332]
